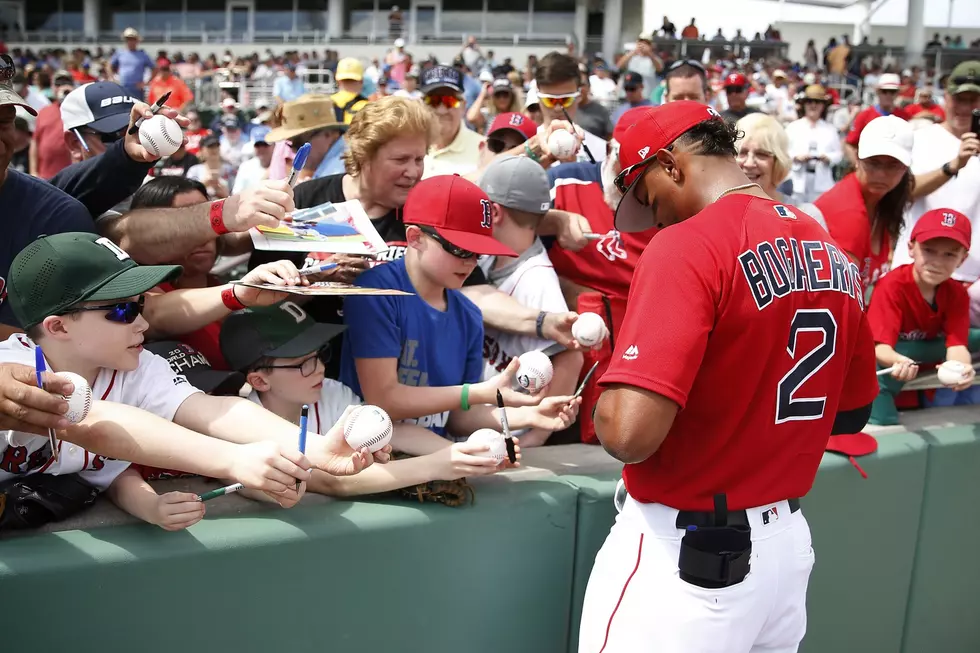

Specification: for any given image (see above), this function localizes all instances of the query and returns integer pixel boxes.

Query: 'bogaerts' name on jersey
[739,238,864,312]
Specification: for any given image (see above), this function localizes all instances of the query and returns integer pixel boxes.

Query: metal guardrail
[584,36,791,61]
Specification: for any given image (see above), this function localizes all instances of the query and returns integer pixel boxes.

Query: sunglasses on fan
[64,295,145,323]
[537,92,580,110]
[424,94,462,109]
[419,226,477,259]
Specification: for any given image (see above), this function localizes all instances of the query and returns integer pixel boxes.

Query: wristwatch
[942,162,958,178]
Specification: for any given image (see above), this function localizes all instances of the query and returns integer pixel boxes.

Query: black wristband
[942,162,958,178]
[535,311,547,339]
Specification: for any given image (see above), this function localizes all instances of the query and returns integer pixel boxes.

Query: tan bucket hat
[265,94,346,143]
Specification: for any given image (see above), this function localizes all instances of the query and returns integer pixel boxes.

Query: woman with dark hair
[815,115,914,297]
[134,176,308,369]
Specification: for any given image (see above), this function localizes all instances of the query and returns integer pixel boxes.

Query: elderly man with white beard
[543,106,660,446]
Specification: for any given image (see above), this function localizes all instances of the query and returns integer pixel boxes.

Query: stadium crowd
[0,20,979,531]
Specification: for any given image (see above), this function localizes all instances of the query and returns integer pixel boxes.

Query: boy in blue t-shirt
[340,175,581,450]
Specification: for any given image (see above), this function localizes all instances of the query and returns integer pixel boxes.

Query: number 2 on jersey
[776,309,838,424]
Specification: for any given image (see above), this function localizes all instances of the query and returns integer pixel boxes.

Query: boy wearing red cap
[339,175,580,452]
[868,208,979,424]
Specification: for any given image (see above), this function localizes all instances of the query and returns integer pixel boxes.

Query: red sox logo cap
[911,208,971,250]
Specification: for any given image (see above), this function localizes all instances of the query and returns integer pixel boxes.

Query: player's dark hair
[874,169,914,242]
[665,64,708,94]
[675,119,739,158]
[130,176,209,210]
[535,52,580,87]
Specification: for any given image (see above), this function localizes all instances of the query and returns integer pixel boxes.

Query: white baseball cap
[60,81,136,133]
[877,73,901,90]
[858,115,913,167]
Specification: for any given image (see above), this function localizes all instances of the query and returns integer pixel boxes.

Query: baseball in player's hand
[0,363,74,434]
[555,211,594,252]
[233,259,308,307]
[123,102,190,163]
[890,357,919,382]
[472,357,546,407]
[151,491,206,531]
[223,180,296,232]
[311,405,392,477]
[229,440,312,493]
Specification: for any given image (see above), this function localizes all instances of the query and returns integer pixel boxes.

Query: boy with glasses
[421,65,485,178]
[340,175,581,451]
[1,232,383,525]
[221,302,512,494]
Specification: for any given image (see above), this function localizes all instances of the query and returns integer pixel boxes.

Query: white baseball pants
[578,485,815,653]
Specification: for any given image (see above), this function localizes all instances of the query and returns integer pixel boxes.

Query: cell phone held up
[971,109,980,139]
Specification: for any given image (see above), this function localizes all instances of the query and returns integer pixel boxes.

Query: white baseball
[937,361,970,386]
[516,350,554,393]
[547,129,578,159]
[467,428,508,462]
[572,312,606,347]
[343,405,393,452]
[139,114,183,158]
[55,372,92,424]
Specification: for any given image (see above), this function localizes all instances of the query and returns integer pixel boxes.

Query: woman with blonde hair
[465,77,524,134]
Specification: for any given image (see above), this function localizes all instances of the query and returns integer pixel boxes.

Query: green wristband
[524,142,541,163]
[461,383,471,411]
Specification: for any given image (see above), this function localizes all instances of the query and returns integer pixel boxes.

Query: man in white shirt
[421,65,485,178]
[589,63,618,110]
[785,85,842,203]
[892,61,980,282]
[765,70,796,123]
[534,52,606,165]
[477,156,584,446]
[232,128,274,194]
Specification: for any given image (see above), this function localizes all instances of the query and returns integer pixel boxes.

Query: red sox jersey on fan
[867,263,970,346]
[600,195,879,511]
[247,379,360,433]
[0,334,202,490]
[478,238,568,379]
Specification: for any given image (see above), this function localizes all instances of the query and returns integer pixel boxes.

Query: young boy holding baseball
[477,156,584,446]
[339,175,581,454]
[1,233,380,529]
[867,208,977,424]
[219,301,517,496]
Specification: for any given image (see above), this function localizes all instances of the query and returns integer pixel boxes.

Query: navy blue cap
[623,71,644,88]
[421,65,463,94]
[60,81,137,134]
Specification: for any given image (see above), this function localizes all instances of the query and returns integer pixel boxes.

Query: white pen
[297,262,338,276]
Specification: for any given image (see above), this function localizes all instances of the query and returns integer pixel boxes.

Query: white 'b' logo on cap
[942,212,956,227]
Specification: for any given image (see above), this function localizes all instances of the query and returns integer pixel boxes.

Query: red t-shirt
[156,281,229,371]
[867,263,969,347]
[600,195,878,511]
[184,128,211,156]
[32,103,72,179]
[904,103,945,122]
[845,105,908,146]
[549,173,658,301]
[815,173,891,291]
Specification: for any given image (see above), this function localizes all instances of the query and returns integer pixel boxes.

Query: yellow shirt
[330,90,369,124]
[423,125,486,179]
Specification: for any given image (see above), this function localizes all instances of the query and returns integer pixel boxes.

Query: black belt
[676,498,800,529]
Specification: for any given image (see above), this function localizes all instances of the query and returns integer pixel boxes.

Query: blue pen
[34,346,59,460]
[286,143,312,187]
[296,404,309,490]
[297,262,338,277]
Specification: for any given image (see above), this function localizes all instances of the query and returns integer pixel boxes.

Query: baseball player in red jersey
[577,102,879,653]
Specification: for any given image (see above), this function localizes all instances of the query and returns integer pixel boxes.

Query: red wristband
[221,287,246,311]
[209,199,229,235]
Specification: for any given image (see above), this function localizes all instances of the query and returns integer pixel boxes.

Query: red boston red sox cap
[404,175,517,257]
[614,101,723,232]
[487,112,537,142]
[910,208,972,250]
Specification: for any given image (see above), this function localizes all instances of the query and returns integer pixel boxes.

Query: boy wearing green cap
[220,301,513,498]
[1,233,383,528]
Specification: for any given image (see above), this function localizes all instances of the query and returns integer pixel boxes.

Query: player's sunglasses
[65,295,145,324]
[419,226,477,259]
[613,144,672,195]
[537,92,579,110]
[0,54,14,83]
[253,347,327,377]
[424,94,462,109]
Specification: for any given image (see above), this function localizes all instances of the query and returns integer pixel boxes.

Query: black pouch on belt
[677,494,752,589]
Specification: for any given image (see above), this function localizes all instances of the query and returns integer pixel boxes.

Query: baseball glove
[396,478,475,507]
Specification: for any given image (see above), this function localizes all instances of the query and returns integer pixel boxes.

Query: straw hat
[265,94,346,143]
[802,84,831,102]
